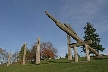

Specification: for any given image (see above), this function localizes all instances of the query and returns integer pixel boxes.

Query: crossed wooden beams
[66,24,91,62]
[67,34,91,62]
[45,11,102,62]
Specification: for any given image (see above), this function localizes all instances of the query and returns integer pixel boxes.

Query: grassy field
[0,56,108,72]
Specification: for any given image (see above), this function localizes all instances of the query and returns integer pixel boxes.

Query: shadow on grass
[41,63,48,64]
[28,64,33,66]
[91,57,108,61]
[101,58,108,60]
[48,61,71,63]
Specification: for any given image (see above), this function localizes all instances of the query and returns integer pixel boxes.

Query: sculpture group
[6,11,102,66]
[6,37,40,66]
[45,11,102,62]
[22,37,41,65]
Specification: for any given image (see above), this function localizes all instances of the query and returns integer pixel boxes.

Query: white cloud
[59,0,108,34]
[81,0,104,14]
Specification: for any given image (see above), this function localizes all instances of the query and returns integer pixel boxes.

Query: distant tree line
[0,41,58,65]
[18,41,58,64]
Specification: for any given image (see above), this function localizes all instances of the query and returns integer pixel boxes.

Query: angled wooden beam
[64,23,77,35]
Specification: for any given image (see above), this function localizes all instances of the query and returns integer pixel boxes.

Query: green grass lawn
[0,56,108,72]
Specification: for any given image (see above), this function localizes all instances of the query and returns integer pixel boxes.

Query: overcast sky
[0,0,108,57]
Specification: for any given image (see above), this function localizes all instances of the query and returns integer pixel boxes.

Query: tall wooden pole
[7,50,11,66]
[36,37,40,64]
[22,42,27,65]
[67,35,72,60]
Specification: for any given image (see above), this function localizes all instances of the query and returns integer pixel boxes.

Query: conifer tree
[82,22,105,55]
[19,44,25,60]
[65,53,68,58]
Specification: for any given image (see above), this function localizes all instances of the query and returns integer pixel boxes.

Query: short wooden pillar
[73,45,78,62]
[85,44,90,61]
[67,35,72,60]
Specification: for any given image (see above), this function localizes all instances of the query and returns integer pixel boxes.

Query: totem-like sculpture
[36,37,40,64]
[7,50,12,66]
[22,42,27,65]
[45,11,102,62]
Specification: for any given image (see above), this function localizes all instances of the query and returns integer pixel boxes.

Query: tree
[25,49,31,62]
[65,53,68,58]
[12,50,19,63]
[82,22,105,55]
[19,43,29,64]
[30,42,58,61]
[0,48,8,64]
[0,48,2,53]
[29,44,36,63]
[19,44,25,60]
[40,42,58,59]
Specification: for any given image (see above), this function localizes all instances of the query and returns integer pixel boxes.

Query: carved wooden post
[22,42,27,65]
[85,44,90,61]
[7,50,11,66]
[15,52,17,62]
[73,45,78,62]
[67,35,72,60]
[36,37,40,64]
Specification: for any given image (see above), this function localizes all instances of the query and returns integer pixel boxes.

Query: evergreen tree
[19,44,25,60]
[65,53,68,58]
[19,44,25,55]
[82,22,105,54]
